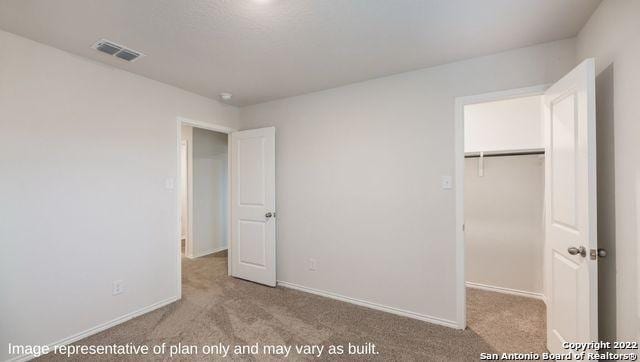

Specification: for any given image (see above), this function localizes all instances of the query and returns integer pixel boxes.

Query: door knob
[567,246,587,257]
[265,212,273,218]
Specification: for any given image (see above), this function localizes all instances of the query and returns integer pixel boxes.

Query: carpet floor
[39,251,546,361]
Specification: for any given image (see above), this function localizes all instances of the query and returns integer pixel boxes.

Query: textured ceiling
[0,0,600,106]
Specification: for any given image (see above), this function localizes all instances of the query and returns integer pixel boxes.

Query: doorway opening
[461,90,548,352]
[455,60,599,355]
[177,118,235,297]
[176,119,277,295]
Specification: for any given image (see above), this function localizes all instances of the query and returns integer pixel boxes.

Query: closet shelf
[464,148,545,158]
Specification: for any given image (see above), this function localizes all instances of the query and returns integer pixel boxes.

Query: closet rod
[464,150,545,158]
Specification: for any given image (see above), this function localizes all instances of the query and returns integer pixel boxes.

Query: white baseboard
[188,246,228,259]
[277,281,459,329]
[466,281,545,301]
[6,296,179,362]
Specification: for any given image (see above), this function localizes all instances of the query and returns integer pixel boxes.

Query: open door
[544,59,597,353]
[230,127,276,286]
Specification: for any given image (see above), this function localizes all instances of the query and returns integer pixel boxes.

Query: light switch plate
[441,175,453,190]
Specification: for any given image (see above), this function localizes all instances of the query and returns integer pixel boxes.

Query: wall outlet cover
[112,280,124,295]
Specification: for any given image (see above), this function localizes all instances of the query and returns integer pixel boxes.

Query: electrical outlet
[308,258,317,271]
[112,280,124,296]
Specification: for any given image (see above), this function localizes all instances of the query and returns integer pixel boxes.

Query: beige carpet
[467,287,547,354]
[39,251,546,361]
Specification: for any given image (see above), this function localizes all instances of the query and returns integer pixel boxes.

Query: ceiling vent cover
[92,39,145,62]
[115,49,141,61]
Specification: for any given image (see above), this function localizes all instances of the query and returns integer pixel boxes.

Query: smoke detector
[92,39,145,62]
[220,93,233,101]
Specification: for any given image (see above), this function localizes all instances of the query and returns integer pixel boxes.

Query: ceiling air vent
[95,40,121,55]
[92,39,145,62]
[115,49,141,62]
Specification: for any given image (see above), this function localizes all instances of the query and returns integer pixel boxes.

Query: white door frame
[176,117,236,299]
[180,139,189,250]
[453,84,549,329]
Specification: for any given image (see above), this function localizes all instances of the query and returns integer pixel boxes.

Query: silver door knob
[568,246,587,257]
[265,212,273,218]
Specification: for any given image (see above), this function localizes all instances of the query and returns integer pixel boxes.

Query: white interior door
[544,58,597,353]
[230,127,276,286]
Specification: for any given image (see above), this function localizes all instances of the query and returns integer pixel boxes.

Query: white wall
[576,0,640,346]
[464,155,544,296]
[464,96,543,153]
[240,39,577,324]
[0,30,239,361]
[191,128,228,257]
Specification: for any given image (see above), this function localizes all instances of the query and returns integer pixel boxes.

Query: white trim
[455,84,550,107]
[6,296,178,362]
[226,134,233,278]
[177,116,236,134]
[277,281,459,329]
[465,281,546,301]
[180,139,191,256]
[176,117,235,297]
[186,246,228,259]
[454,96,466,330]
[454,84,549,330]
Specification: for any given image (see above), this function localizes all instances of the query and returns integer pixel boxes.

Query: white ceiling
[0,0,600,106]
